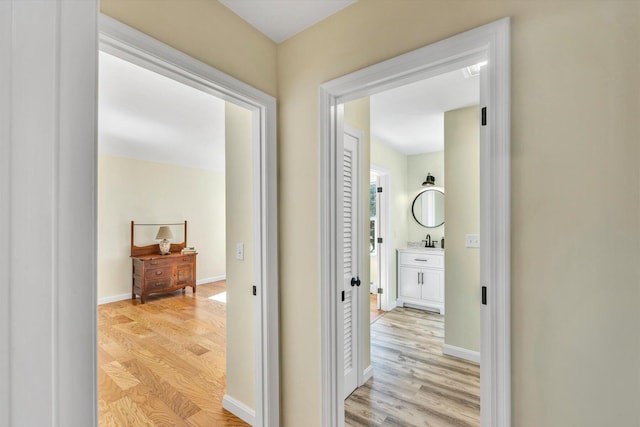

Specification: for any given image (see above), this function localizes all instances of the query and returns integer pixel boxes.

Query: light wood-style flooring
[98,281,249,426]
[370,293,385,323]
[346,307,480,427]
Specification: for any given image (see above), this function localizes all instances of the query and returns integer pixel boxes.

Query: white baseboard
[223,394,255,426]
[197,275,226,285]
[382,299,397,312]
[98,275,226,305]
[442,344,480,364]
[97,293,131,305]
[362,365,374,385]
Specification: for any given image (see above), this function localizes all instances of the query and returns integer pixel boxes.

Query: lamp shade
[422,173,436,187]
[155,226,174,240]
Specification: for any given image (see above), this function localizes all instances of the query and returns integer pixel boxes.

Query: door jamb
[99,15,280,427]
[320,18,510,427]
[369,164,392,312]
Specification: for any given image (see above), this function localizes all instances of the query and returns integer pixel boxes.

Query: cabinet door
[399,266,422,299]
[176,264,193,285]
[421,268,443,302]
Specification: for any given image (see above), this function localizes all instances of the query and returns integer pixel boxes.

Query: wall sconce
[421,173,436,187]
[155,226,174,255]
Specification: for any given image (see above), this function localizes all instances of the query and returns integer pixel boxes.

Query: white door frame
[0,5,278,425]
[369,164,393,312]
[320,18,511,427]
[99,15,279,427]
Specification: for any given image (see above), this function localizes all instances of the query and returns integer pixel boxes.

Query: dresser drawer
[146,278,173,292]
[399,252,443,268]
[144,258,175,268]
[145,266,172,280]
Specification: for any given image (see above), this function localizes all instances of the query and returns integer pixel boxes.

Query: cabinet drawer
[145,267,172,280]
[399,252,443,268]
[144,258,174,268]
[146,278,173,292]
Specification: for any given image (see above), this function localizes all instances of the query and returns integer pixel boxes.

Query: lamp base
[159,239,171,255]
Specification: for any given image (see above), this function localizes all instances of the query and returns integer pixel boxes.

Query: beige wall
[225,102,255,408]
[278,1,640,426]
[443,106,480,353]
[100,0,277,97]
[370,137,409,302]
[97,154,226,300]
[407,151,445,243]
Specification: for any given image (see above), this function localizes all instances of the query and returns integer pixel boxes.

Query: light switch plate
[236,243,244,260]
[466,234,480,248]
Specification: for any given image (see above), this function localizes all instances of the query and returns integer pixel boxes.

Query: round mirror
[412,188,445,228]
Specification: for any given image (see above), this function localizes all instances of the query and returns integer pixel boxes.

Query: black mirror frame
[411,188,445,228]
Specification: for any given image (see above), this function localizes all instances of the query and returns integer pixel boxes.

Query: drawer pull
[150,261,160,265]
[182,257,190,261]
[155,271,163,275]
[414,258,428,262]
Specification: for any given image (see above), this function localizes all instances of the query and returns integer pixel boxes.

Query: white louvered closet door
[342,129,360,399]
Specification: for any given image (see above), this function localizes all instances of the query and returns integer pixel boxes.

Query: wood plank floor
[345,307,480,427]
[370,293,384,323]
[98,281,249,427]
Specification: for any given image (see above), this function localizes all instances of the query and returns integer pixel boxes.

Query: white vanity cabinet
[397,248,444,314]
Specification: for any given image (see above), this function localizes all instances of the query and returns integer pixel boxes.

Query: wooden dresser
[130,221,197,303]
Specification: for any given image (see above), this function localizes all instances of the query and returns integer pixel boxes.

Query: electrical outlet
[236,243,244,260]
[466,234,480,248]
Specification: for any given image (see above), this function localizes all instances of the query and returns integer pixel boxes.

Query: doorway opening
[98,15,279,427]
[320,18,511,427]
[343,63,482,424]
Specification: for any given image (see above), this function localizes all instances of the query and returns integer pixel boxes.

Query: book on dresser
[130,220,197,304]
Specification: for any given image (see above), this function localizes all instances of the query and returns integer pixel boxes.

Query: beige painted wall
[97,154,226,300]
[225,102,255,408]
[370,137,409,302]
[407,151,445,243]
[344,98,371,368]
[100,0,277,97]
[278,1,640,426]
[444,106,480,353]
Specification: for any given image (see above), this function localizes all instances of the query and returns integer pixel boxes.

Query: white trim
[223,394,256,426]
[0,2,12,425]
[2,1,99,425]
[443,344,481,364]
[369,165,392,312]
[362,365,374,385]
[98,15,279,427]
[97,276,227,305]
[97,293,130,305]
[196,275,227,285]
[320,18,511,427]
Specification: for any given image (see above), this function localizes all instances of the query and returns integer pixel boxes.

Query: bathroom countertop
[400,247,444,253]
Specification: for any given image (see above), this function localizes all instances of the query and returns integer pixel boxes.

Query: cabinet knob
[155,271,163,275]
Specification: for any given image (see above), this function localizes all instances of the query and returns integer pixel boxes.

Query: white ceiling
[98,51,226,171]
[370,68,480,156]
[218,0,357,43]
[98,52,478,170]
